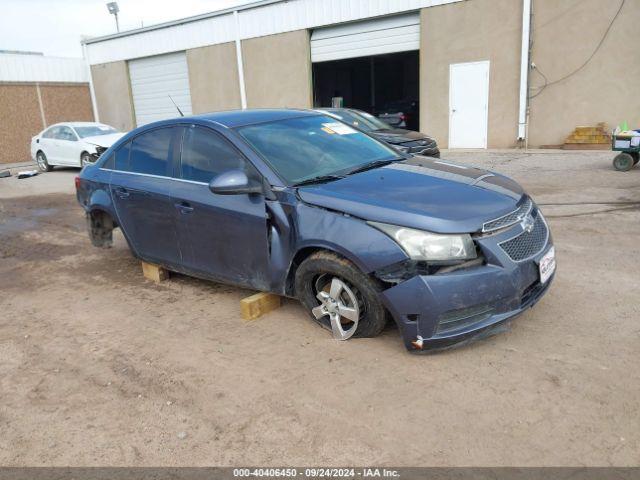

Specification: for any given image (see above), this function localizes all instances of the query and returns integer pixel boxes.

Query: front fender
[267,198,408,294]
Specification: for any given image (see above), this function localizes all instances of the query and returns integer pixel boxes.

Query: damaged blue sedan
[76,109,556,352]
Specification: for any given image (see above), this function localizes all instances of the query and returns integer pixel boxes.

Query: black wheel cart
[612,133,640,171]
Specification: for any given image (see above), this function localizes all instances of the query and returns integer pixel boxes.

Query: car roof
[48,122,112,128]
[193,108,320,128]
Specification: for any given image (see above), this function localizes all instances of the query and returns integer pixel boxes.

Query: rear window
[129,128,173,176]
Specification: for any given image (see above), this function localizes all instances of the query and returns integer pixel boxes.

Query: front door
[109,127,183,268]
[449,61,490,149]
[171,125,270,289]
[57,126,81,165]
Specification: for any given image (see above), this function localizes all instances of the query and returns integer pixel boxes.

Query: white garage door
[311,13,420,63]
[128,52,192,127]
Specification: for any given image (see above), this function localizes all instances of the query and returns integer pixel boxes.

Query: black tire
[80,151,92,167]
[36,151,52,172]
[294,251,387,339]
[613,152,634,171]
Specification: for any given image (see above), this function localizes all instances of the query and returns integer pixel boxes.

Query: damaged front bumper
[379,221,555,352]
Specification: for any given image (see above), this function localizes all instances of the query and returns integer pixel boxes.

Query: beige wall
[242,30,312,109]
[0,82,92,164]
[90,61,135,132]
[527,0,640,147]
[187,42,242,114]
[420,0,522,148]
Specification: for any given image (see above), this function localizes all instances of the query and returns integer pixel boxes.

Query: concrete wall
[90,61,135,132]
[187,42,242,114]
[527,0,640,147]
[420,0,522,148]
[0,82,92,164]
[242,30,313,109]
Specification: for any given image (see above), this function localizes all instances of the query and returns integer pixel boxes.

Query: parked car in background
[318,107,440,157]
[31,122,124,171]
[76,109,555,353]
[377,100,419,131]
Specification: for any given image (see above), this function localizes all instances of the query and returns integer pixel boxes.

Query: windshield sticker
[322,122,357,135]
[98,126,110,131]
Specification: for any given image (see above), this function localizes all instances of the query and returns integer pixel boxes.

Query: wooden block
[240,292,282,320]
[141,261,169,282]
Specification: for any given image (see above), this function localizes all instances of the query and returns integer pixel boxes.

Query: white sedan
[31,122,125,171]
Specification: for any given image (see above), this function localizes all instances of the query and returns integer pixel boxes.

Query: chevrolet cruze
[76,109,556,352]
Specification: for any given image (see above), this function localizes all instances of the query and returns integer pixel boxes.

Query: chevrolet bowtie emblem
[521,214,535,233]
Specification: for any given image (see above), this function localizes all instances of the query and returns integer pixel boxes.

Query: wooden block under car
[240,292,282,320]
[141,261,170,282]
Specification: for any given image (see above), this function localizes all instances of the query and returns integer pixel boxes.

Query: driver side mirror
[209,170,263,195]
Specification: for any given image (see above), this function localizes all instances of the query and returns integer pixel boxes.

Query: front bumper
[379,218,554,352]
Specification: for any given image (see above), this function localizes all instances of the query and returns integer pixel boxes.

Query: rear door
[41,126,62,163]
[171,125,270,289]
[109,126,183,268]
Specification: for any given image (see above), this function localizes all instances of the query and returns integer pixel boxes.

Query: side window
[114,141,131,171]
[59,126,77,141]
[180,127,251,183]
[101,152,115,169]
[130,128,173,176]
[42,127,57,139]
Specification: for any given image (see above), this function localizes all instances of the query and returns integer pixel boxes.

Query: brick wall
[0,82,93,164]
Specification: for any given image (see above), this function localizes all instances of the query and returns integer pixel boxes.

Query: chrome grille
[483,197,533,233]
[499,212,549,262]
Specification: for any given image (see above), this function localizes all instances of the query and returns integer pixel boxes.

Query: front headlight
[369,221,477,262]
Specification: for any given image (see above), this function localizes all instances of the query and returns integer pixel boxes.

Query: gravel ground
[0,151,638,466]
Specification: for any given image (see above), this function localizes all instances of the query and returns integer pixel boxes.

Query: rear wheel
[36,151,52,172]
[294,251,387,340]
[613,152,634,171]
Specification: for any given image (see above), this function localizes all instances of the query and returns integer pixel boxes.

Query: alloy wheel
[37,153,47,171]
[311,276,361,340]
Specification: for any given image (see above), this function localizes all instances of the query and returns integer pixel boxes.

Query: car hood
[82,132,125,147]
[297,157,525,234]
[370,128,433,145]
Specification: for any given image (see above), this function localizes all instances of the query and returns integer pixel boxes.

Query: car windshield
[73,125,118,138]
[237,115,402,185]
[325,109,391,132]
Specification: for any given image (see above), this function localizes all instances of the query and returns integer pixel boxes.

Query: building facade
[83,0,640,149]
[0,53,94,164]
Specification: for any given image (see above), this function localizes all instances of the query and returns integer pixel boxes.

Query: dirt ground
[0,151,639,467]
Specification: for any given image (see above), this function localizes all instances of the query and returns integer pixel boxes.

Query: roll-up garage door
[310,13,420,63]
[128,52,192,126]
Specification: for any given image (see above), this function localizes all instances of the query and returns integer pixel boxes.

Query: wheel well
[87,209,116,248]
[284,246,364,296]
[284,247,324,296]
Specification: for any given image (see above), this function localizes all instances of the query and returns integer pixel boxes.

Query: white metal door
[311,13,420,63]
[449,61,490,149]
[128,52,192,127]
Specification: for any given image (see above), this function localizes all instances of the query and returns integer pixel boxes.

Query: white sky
[0,0,256,58]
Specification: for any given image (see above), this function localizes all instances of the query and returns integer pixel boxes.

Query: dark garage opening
[312,50,419,130]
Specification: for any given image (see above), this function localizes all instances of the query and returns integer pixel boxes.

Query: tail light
[74,176,81,190]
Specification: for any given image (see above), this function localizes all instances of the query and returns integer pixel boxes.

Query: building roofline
[82,0,284,45]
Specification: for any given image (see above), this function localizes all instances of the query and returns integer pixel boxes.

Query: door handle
[175,202,194,214]
[114,187,130,199]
